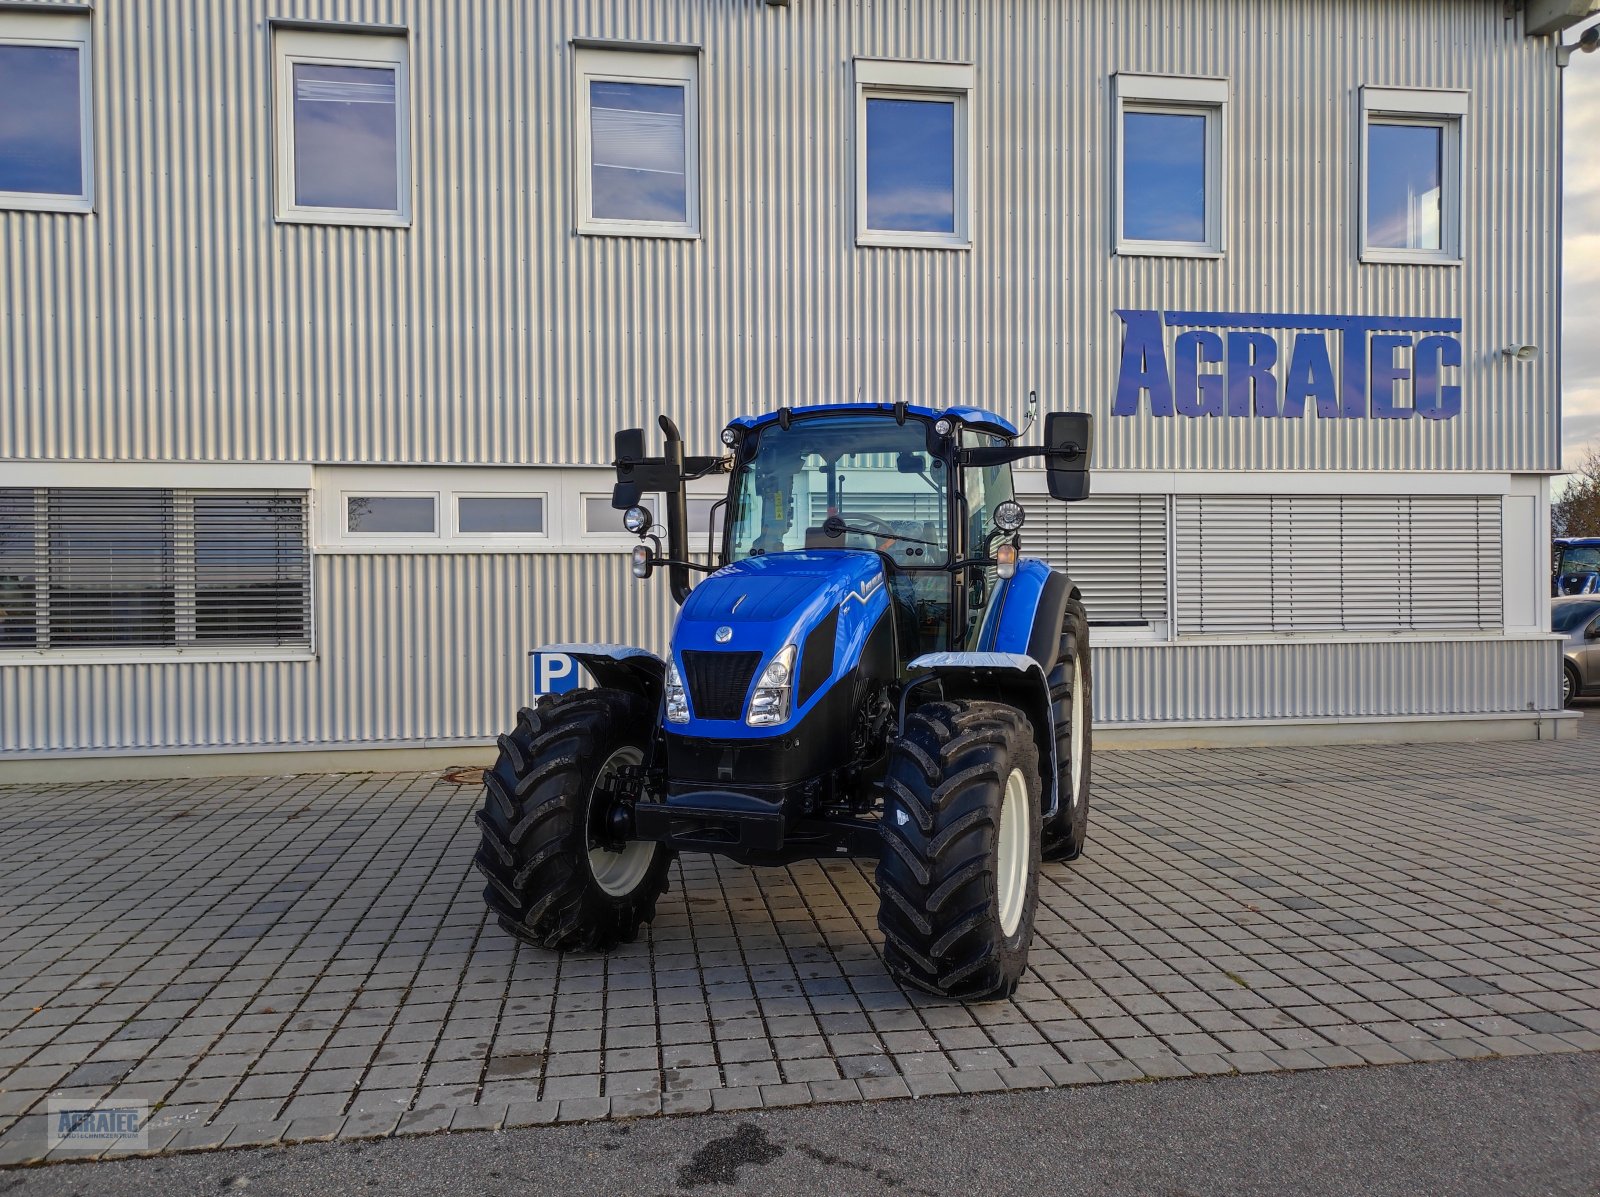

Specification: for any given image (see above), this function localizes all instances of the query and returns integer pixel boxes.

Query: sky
[1565,24,1600,470]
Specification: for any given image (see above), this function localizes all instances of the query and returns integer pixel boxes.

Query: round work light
[994,500,1026,532]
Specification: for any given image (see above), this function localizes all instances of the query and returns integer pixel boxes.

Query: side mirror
[614,428,647,466]
[1044,412,1093,502]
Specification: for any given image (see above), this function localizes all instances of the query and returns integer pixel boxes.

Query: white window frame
[0,482,316,666]
[0,10,94,214]
[453,492,550,542]
[573,46,701,240]
[1359,86,1466,266]
[1113,74,1227,259]
[273,27,411,228]
[341,490,441,540]
[854,59,975,251]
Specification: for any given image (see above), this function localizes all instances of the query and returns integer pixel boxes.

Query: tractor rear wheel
[475,688,670,951]
[877,700,1041,1000]
[1042,595,1092,862]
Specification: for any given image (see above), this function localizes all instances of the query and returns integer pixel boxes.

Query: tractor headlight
[623,505,653,535]
[746,644,797,727]
[665,660,690,723]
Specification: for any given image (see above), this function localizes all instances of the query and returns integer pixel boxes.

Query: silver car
[1555,596,1600,707]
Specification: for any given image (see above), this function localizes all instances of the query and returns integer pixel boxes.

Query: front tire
[475,689,670,951]
[877,700,1041,1001]
[1042,596,1092,862]
[1564,663,1581,709]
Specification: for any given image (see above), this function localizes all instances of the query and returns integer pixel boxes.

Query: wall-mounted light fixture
[1502,344,1540,363]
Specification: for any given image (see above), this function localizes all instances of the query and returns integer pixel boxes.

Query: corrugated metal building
[0,0,1590,776]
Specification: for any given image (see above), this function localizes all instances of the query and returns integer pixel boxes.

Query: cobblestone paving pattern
[0,715,1595,1163]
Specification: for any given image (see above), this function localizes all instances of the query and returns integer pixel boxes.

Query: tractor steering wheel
[823,512,903,552]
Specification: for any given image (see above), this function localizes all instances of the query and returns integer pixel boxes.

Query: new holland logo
[1113,309,1464,421]
[715,626,733,643]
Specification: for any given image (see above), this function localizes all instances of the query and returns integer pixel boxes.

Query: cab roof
[728,402,1018,438]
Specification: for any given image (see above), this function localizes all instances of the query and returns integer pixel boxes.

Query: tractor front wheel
[475,688,670,951]
[877,700,1041,1001]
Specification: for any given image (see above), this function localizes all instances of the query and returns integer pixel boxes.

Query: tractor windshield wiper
[821,513,939,547]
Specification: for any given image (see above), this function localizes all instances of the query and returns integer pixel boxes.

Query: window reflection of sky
[0,44,82,195]
[293,63,399,211]
[1368,122,1443,250]
[1122,111,1206,243]
[865,97,956,234]
[590,81,687,223]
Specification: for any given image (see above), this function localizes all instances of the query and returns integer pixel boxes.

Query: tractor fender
[538,643,666,707]
[974,558,1078,671]
[900,651,1061,818]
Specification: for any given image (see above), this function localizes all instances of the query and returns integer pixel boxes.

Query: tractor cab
[721,407,1018,664]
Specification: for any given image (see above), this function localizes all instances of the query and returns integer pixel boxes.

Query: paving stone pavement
[0,714,1596,1165]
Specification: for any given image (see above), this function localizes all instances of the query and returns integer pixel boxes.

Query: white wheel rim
[1563,671,1573,705]
[996,768,1030,939]
[587,745,655,898]
[1070,655,1086,804]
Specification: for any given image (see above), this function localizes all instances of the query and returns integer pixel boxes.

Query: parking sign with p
[529,651,584,697]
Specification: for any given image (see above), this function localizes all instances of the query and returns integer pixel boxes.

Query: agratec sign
[1113,310,1463,421]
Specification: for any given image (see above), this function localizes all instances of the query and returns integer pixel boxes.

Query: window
[456,496,545,536]
[0,489,311,654]
[0,11,93,213]
[275,28,410,226]
[574,47,699,238]
[1360,87,1465,264]
[1174,494,1501,636]
[1020,493,1170,631]
[345,494,436,535]
[854,59,974,249]
[1113,74,1226,257]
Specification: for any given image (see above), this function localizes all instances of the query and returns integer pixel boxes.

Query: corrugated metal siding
[0,552,1562,754]
[0,0,1560,472]
[1095,635,1562,724]
[0,552,678,752]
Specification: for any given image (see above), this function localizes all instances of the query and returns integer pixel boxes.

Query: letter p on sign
[529,652,582,697]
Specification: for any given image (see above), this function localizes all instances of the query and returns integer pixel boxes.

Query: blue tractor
[475,402,1094,999]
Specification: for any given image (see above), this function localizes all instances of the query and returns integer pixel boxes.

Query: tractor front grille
[680,650,763,721]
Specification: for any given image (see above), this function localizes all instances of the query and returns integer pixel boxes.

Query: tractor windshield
[727,415,950,567]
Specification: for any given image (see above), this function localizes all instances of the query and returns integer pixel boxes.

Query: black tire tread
[876,699,1040,1001]
[1042,596,1093,862]
[475,689,670,952]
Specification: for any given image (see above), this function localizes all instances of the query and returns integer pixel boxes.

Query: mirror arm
[957,444,1087,467]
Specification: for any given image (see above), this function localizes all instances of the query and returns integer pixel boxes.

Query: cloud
[1564,24,1600,468]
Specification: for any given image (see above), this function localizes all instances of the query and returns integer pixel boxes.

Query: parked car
[1552,537,1600,596]
[1555,596,1600,707]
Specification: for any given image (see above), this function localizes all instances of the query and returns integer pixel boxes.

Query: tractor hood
[669,551,892,734]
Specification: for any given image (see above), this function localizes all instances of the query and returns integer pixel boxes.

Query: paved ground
[0,708,1596,1167]
[6,1053,1598,1196]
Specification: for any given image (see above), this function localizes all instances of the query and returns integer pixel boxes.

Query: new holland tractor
[475,402,1094,999]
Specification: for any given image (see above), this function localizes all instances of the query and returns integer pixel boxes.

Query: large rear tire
[1042,595,1092,862]
[877,700,1041,1001]
[475,689,670,951]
